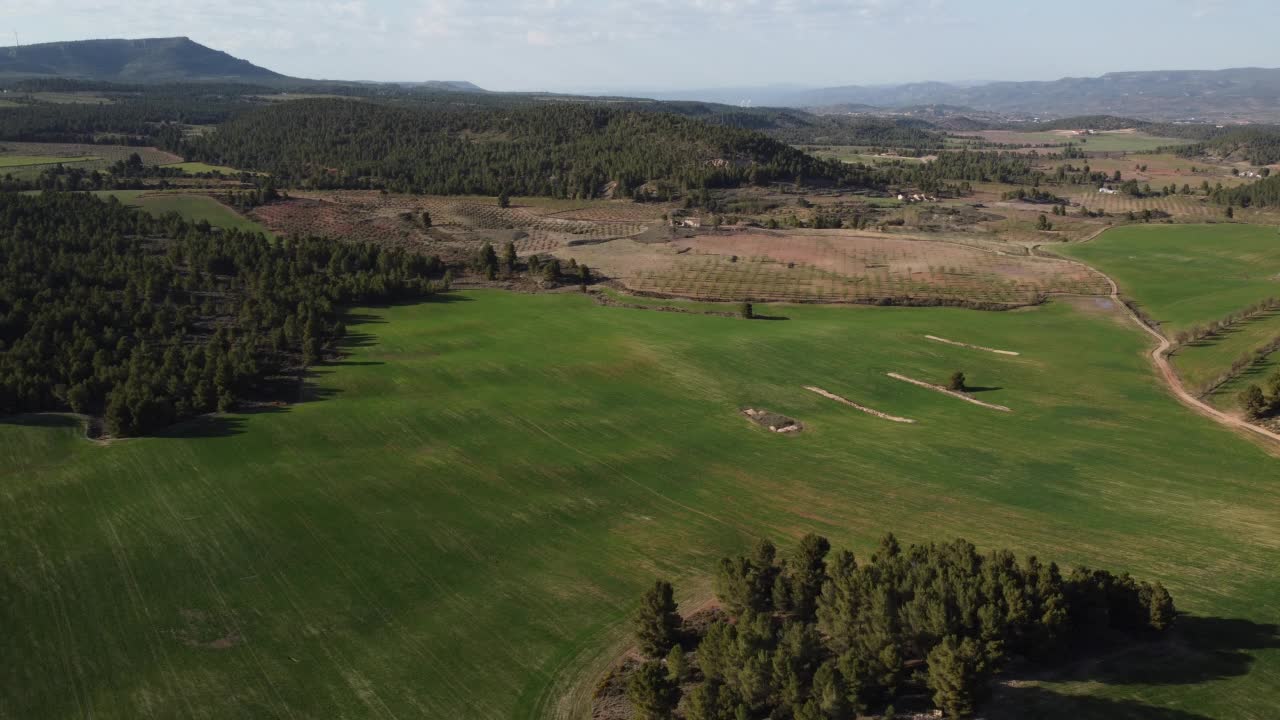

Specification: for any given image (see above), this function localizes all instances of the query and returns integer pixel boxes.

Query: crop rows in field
[642,232,1108,302]
[262,191,652,251]
[1069,193,1218,218]
[623,254,1101,304]
[539,203,667,223]
[592,230,1110,304]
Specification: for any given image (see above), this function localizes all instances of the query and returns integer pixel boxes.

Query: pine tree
[635,580,682,658]
[1240,384,1267,419]
[927,635,991,718]
[1146,582,1176,631]
[502,241,517,272]
[666,644,689,683]
[787,534,831,621]
[627,660,678,720]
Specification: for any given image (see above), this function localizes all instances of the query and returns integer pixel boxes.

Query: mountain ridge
[629,67,1280,122]
[0,36,286,83]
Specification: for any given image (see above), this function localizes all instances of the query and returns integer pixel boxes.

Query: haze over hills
[626,67,1280,122]
[5,36,1280,122]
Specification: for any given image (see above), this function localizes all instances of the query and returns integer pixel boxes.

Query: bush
[948,371,967,392]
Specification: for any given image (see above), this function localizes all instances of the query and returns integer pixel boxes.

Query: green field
[1211,349,1280,412]
[90,190,273,237]
[1059,223,1280,398]
[1059,224,1280,333]
[0,154,99,168]
[2,290,1277,720]
[1173,311,1280,393]
[160,161,253,175]
[953,130,1191,153]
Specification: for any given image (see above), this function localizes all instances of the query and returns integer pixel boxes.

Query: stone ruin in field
[741,407,803,434]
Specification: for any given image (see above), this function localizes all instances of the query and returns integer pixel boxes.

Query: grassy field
[1212,350,1280,411]
[1059,223,1280,399]
[1059,224,1280,333]
[91,190,273,237]
[1172,311,1280,393]
[160,161,253,175]
[955,130,1190,153]
[0,154,98,168]
[1,290,1277,720]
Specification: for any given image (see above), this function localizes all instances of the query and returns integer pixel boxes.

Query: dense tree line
[1173,126,1280,166]
[627,534,1174,719]
[0,93,237,146]
[0,192,442,436]
[771,117,944,151]
[1211,174,1280,208]
[180,99,870,198]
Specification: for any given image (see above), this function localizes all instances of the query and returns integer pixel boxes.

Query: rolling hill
[182,98,868,196]
[0,37,286,83]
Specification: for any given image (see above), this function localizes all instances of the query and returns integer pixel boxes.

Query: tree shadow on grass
[337,331,380,349]
[986,685,1214,720]
[1071,615,1280,687]
[752,314,791,321]
[984,615,1277,719]
[966,386,1004,393]
[0,413,83,431]
[1231,362,1276,383]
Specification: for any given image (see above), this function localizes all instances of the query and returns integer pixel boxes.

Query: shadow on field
[753,314,791,321]
[987,686,1214,720]
[337,331,380,349]
[1231,362,1276,383]
[966,386,1004,393]
[156,369,347,440]
[154,414,256,439]
[1073,615,1280,687]
[984,615,1278,719]
[1183,309,1280,349]
[0,413,83,431]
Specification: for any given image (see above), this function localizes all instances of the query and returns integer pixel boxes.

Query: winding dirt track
[1050,247,1280,446]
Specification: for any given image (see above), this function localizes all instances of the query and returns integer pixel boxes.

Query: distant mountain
[0,37,287,83]
[628,68,1280,122]
[393,81,487,92]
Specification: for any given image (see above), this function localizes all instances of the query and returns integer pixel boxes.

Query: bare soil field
[1042,153,1264,189]
[251,191,663,259]
[563,229,1111,304]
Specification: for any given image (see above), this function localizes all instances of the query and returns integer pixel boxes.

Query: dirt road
[1049,246,1280,446]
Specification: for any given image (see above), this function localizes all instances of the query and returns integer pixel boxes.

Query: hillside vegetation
[0,37,285,83]
[184,99,868,197]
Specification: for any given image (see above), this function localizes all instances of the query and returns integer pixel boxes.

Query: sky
[4,0,1277,92]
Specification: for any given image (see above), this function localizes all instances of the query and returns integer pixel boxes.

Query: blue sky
[5,0,1276,91]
